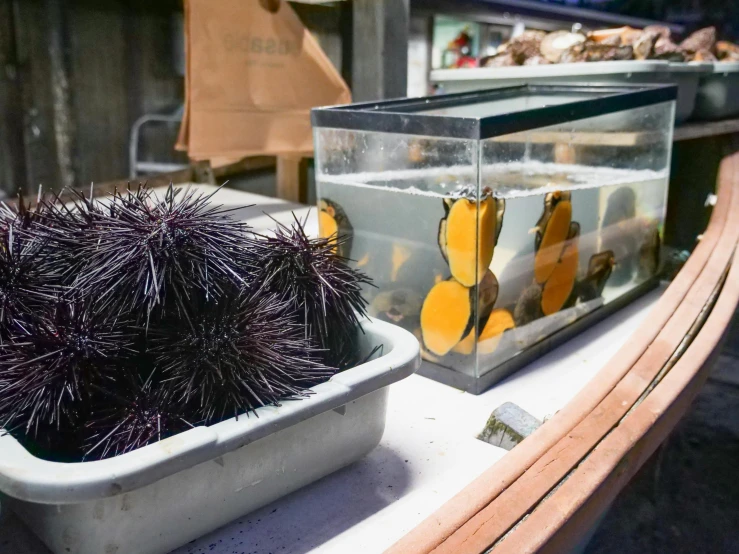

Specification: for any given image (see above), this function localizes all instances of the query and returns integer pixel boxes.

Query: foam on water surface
[319,162,668,199]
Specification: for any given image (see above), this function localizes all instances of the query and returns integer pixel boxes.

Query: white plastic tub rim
[430,60,712,83]
[0,317,420,505]
[662,62,712,122]
[694,61,739,120]
[666,61,713,74]
[430,60,671,83]
[704,61,739,76]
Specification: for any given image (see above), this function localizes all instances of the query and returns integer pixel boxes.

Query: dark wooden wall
[0,0,187,197]
[0,0,404,198]
[292,2,351,85]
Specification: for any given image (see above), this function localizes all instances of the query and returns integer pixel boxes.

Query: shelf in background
[674,118,739,141]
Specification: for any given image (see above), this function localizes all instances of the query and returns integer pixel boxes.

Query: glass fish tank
[312,84,676,393]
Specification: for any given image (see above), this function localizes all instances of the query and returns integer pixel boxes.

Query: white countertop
[172,293,661,554]
[0,184,664,554]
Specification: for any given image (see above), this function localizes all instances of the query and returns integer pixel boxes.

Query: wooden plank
[276,156,308,203]
[536,346,725,554]
[352,0,409,101]
[122,3,187,174]
[66,1,127,184]
[13,0,63,193]
[410,0,684,34]
[45,0,76,189]
[407,13,433,97]
[212,156,276,177]
[0,0,26,196]
[507,291,733,554]
[292,2,344,80]
[4,0,186,194]
[499,146,739,554]
[436,146,738,554]
[431,151,739,554]
[674,118,739,142]
[492,124,739,146]
[65,1,185,185]
[8,154,279,209]
[493,130,663,147]
[489,129,682,147]
[4,168,191,210]
[664,137,723,252]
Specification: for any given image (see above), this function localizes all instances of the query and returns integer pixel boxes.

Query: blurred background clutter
[0,0,736,202]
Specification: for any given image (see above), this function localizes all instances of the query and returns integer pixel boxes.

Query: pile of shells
[481,26,739,67]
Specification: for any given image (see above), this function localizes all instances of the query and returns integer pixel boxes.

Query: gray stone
[477,402,544,450]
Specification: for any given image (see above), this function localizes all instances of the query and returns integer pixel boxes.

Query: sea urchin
[251,216,372,368]
[150,285,336,423]
[66,184,257,321]
[0,197,59,332]
[0,297,135,434]
[83,372,192,461]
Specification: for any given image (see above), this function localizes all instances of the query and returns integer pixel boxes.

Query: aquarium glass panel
[313,87,676,392]
[475,101,673,380]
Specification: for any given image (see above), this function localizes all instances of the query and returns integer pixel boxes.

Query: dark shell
[514,283,544,327]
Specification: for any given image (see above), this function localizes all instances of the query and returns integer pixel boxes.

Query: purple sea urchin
[32,186,113,283]
[0,297,136,434]
[0,198,59,331]
[251,216,372,368]
[0,184,375,460]
[83,373,192,461]
[65,184,257,321]
[150,285,335,423]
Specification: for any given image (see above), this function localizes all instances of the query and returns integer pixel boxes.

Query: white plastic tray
[431,61,706,123]
[694,62,739,120]
[0,318,420,554]
[665,61,712,122]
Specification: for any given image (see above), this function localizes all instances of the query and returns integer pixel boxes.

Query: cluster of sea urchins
[0,184,370,461]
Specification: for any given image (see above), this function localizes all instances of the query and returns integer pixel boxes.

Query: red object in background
[449,29,472,50]
[447,27,477,68]
[455,55,478,68]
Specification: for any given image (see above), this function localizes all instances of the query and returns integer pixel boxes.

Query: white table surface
[0,185,664,554]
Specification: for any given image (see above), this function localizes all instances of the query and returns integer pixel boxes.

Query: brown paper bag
[177,0,351,160]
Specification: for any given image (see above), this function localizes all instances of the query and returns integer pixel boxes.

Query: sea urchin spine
[150,285,336,423]
[83,372,192,461]
[251,215,372,368]
[63,184,257,322]
[0,297,136,435]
